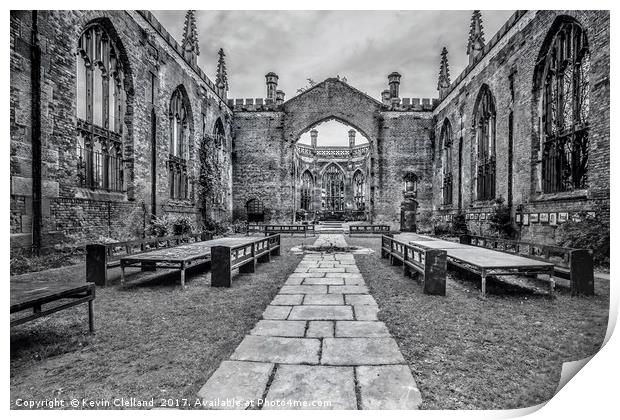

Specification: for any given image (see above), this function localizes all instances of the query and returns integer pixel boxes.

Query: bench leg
[481,271,487,295]
[88,299,95,333]
[120,263,126,285]
[548,272,555,295]
[180,263,186,288]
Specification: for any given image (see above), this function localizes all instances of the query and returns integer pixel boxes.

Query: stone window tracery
[540,19,590,193]
[473,85,496,201]
[76,24,125,191]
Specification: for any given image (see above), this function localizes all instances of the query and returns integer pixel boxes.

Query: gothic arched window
[473,85,496,201]
[76,23,126,191]
[169,86,189,199]
[322,165,345,211]
[440,119,453,205]
[540,19,590,192]
[353,171,365,211]
[300,171,313,211]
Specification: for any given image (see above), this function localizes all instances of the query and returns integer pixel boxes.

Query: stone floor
[197,234,422,410]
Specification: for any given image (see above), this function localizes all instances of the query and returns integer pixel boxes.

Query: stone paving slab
[302,277,345,285]
[197,234,421,410]
[271,294,304,306]
[357,365,422,409]
[354,305,379,321]
[262,305,292,320]
[335,321,390,337]
[303,294,344,305]
[197,361,274,410]
[251,320,307,337]
[345,294,377,306]
[288,305,354,320]
[329,285,369,294]
[284,277,305,286]
[306,321,334,337]
[263,365,357,410]
[308,267,346,273]
[280,285,328,294]
[321,338,406,365]
[231,336,320,364]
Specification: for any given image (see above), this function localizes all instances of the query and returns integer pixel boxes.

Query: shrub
[556,210,610,267]
[147,214,196,237]
[202,216,230,236]
[433,223,451,237]
[451,212,468,235]
[488,196,515,238]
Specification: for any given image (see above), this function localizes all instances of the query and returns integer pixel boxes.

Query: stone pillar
[381,90,391,106]
[275,90,285,106]
[388,72,401,99]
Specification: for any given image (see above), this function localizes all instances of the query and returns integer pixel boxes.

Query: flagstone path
[197,234,422,410]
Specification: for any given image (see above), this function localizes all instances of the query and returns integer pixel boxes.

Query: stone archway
[284,78,382,222]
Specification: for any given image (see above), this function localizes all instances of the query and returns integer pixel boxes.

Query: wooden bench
[11,279,95,333]
[264,224,313,237]
[349,225,391,236]
[246,223,264,235]
[460,234,594,295]
[381,235,447,295]
[212,234,281,287]
[86,233,211,286]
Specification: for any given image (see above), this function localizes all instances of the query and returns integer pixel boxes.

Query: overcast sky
[152,10,514,102]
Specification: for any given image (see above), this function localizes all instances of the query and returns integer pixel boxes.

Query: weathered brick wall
[376,112,434,230]
[10,10,233,248]
[231,79,435,228]
[432,10,609,243]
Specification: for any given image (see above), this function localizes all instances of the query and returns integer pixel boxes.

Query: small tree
[488,196,514,238]
[296,78,316,94]
[556,209,610,267]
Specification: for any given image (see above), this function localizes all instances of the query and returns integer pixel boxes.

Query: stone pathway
[198,234,422,410]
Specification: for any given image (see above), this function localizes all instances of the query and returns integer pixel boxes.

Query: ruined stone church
[10,10,610,249]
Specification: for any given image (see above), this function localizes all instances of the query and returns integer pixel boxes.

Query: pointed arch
[76,18,133,192]
[472,84,496,201]
[534,16,590,193]
[440,118,453,205]
[168,85,192,200]
[352,169,366,211]
[300,170,314,211]
[321,163,346,211]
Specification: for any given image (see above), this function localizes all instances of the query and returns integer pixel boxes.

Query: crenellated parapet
[227,98,284,112]
[381,97,439,111]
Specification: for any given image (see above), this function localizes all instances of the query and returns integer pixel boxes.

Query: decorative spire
[437,47,451,98]
[467,10,485,63]
[216,48,228,96]
[181,10,199,65]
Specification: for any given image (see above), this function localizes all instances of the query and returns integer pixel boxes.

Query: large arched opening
[293,119,371,222]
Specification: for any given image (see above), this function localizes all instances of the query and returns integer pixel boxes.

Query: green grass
[346,236,609,410]
[10,236,315,409]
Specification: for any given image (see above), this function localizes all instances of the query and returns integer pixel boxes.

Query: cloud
[152,10,514,100]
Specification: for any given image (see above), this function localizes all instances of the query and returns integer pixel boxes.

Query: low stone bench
[212,234,281,287]
[349,225,391,236]
[381,235,447,296]
[86,233,211,286]
[460,234,594,295]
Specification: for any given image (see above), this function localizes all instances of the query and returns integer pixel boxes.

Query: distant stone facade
[10,10,610,249]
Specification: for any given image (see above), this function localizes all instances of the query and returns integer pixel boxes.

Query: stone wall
[10,10,233,249]
[432,10,609,243]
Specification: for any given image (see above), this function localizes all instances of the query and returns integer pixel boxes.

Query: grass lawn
[10,236,315,409]
[346,236,609,410]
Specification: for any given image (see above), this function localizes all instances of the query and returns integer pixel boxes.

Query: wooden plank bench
[349,225,391,236]
[264,224,313,237]
[11,279,95,333]
[381,235,447,295]
[212,234,281,287]
[86,233,211,286]
[461,234,594,295]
